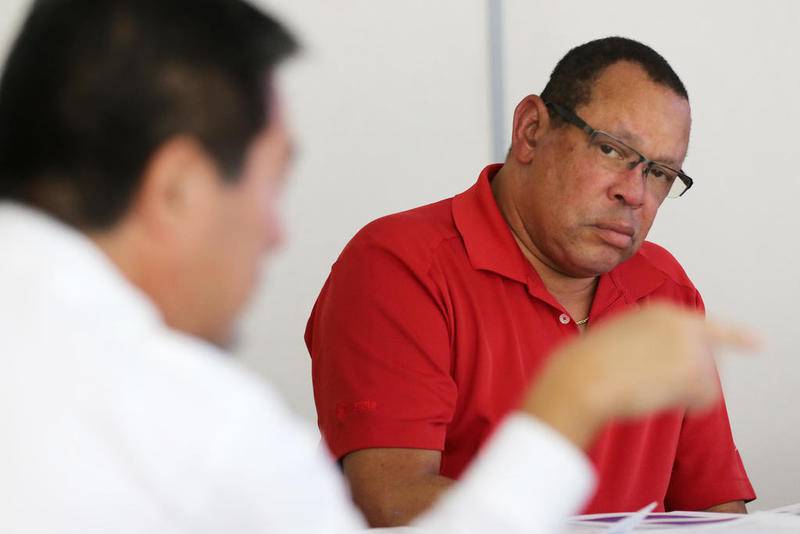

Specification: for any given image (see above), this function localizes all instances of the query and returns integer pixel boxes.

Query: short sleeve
[664,288,755,510]
[306,228,456,460]
[693,289,706,314]
[663,393,756,510]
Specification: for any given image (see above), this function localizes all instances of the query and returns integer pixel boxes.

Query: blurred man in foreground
[0,1,754,533]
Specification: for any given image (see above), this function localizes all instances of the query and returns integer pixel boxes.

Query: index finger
[702,319,761,352]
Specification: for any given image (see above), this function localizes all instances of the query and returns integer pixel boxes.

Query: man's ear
[509,95,551,164]
[132,136,221,237]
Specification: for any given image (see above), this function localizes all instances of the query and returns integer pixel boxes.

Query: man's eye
[598,143,623,159]
[650,166,676,182]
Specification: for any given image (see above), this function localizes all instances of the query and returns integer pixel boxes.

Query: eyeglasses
[544,101,693,199]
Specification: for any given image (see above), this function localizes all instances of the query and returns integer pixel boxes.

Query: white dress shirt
[0,202,594,533]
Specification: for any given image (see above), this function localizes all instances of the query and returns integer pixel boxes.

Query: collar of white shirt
[0,201,162,329]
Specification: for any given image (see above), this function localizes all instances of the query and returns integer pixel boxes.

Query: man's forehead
[586,61,670,97]
[599,115,690,167]
[575,62,691,163]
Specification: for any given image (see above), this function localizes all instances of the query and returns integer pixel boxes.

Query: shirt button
[558,313,570,325]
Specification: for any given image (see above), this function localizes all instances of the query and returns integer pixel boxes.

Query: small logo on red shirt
[335,400,378,421]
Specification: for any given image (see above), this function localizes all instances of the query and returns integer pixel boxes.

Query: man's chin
[569,247,636,277]
[198,316,241,352]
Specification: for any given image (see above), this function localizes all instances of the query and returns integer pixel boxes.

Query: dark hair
[0,0,298,228]
[541,36,687,122]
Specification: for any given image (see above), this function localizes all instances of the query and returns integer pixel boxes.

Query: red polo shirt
[306,164,755,513]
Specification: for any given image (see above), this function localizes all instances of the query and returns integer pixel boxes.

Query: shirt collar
[0,201,162,326]
[452,164,533,286]
[452,165,668,310]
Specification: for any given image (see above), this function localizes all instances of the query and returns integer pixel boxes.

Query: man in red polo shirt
[306,37,755,526]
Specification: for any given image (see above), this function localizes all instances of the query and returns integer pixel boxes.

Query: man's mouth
[592,222,635,249]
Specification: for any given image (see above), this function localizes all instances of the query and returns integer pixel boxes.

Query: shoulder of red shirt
[616,241,703,312]
[631,241,697,292]
[338,198,458,269]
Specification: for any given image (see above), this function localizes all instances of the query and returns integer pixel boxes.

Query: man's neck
[510,231,597,318]
[492,166,598,323]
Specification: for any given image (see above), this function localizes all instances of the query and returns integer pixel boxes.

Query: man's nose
[609,159,647,207]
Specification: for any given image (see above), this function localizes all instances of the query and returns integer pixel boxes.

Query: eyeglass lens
[588,132,687,198]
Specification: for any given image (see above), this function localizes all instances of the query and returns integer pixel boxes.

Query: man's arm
[342,448,453,527]
[705,501,747,514]
[306,227,458,527]
[661,293,755,513]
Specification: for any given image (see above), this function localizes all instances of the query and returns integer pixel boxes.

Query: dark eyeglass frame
[544,101,693,198]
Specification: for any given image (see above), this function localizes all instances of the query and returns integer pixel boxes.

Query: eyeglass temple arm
[544,101,595,136]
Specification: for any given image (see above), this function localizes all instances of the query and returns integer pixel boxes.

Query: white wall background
[1,0,798,512]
